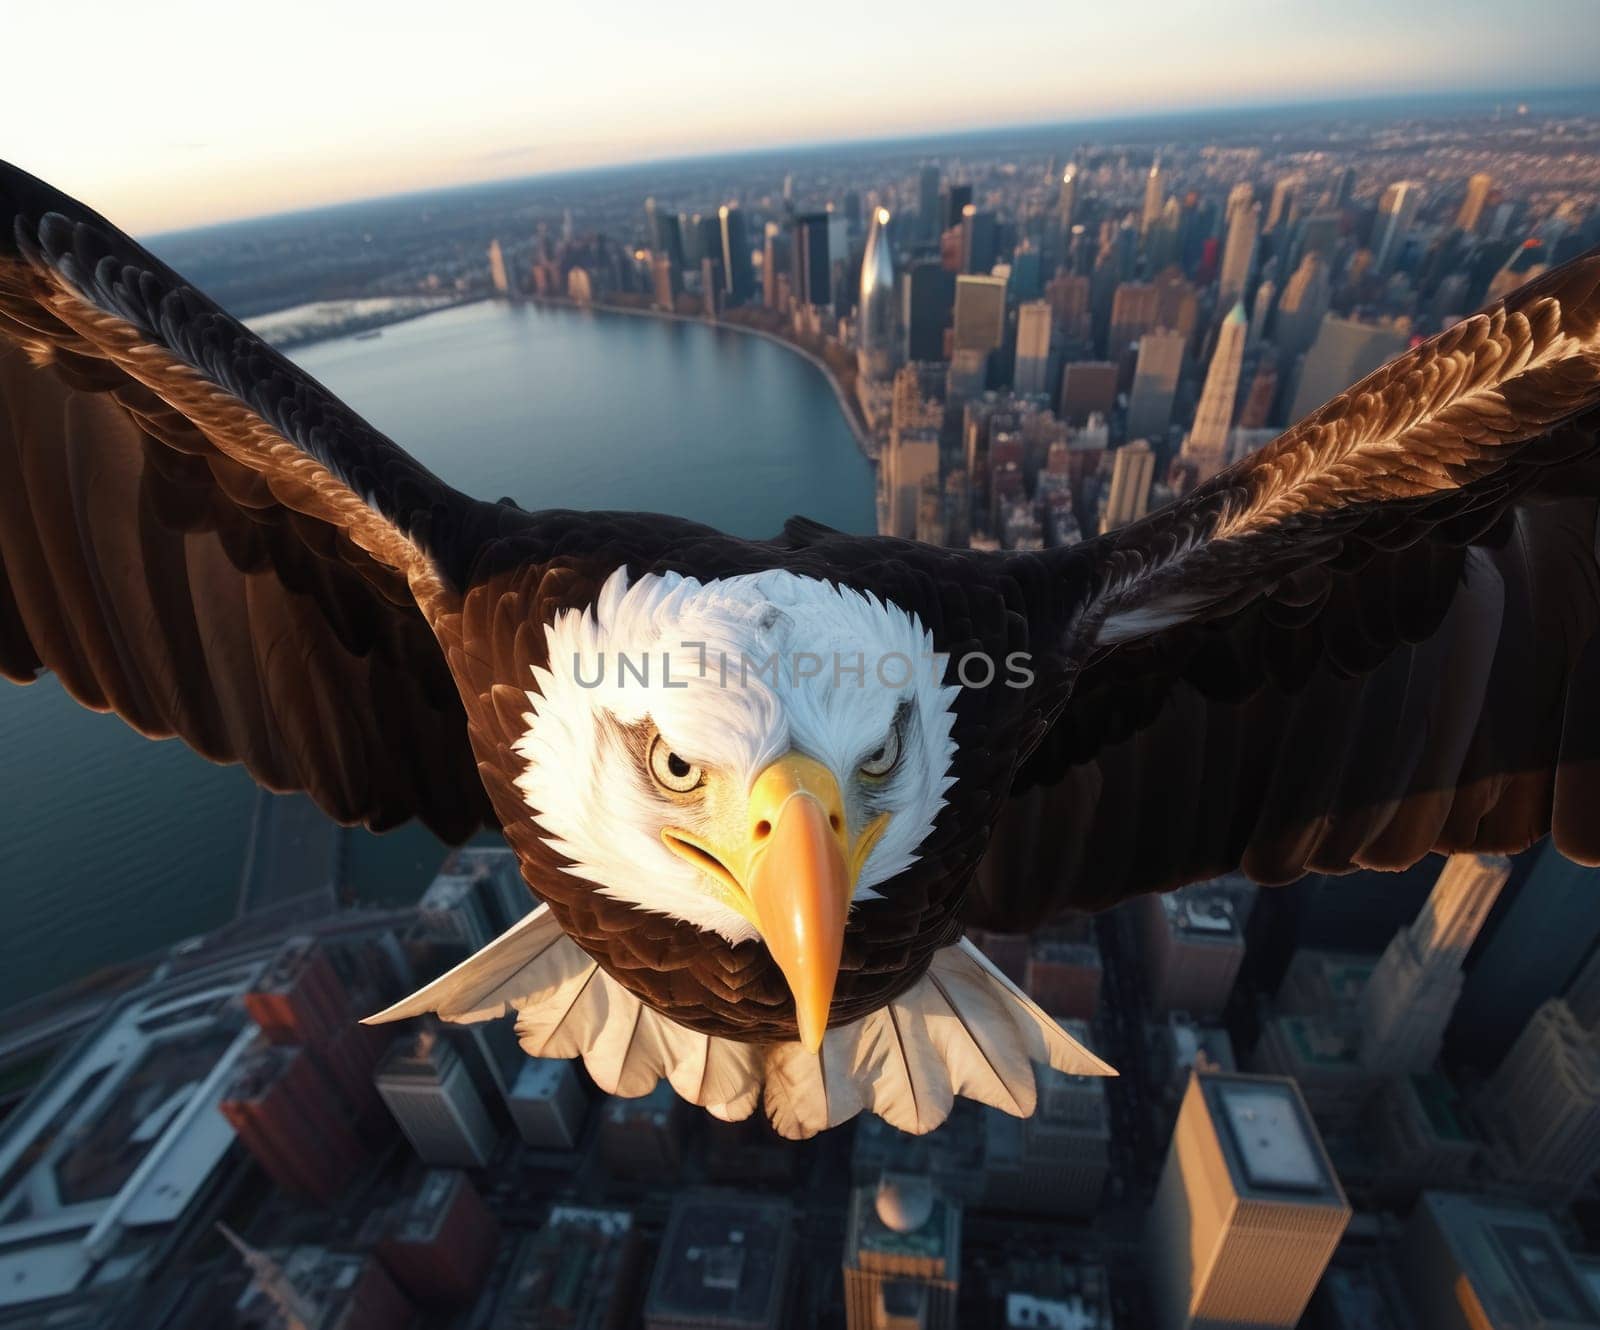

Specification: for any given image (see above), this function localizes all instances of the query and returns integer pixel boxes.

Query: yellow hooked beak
[661,753,889,1052]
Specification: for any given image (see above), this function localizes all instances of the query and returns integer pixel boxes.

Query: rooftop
[644,1192,793,1325]
[1198,1073,1346,1207]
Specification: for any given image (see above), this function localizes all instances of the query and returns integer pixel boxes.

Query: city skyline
[5,0,1599,233]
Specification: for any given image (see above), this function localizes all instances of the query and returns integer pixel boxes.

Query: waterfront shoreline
[521,295,876,460]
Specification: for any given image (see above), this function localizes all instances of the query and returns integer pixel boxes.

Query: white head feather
[512,568,959,945]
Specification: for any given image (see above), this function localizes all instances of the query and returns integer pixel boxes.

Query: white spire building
[1359,854,1511,1075]
[219,1224,317,1330]
[1181,302,1247,484]
[857,207,897,382]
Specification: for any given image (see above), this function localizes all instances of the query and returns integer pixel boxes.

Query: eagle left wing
[0,160,523,840]
[967,246,1600,928]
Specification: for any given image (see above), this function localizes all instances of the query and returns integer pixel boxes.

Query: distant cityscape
[4,95,1600,1329]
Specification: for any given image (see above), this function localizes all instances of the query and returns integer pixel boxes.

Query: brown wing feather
[971,249,1600,927]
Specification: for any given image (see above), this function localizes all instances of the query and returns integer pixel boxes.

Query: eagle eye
[648,733,704,793]
[860,725,902,779]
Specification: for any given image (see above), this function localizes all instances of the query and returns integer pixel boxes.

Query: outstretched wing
[969,246,1600,927]
[0,160,511,840]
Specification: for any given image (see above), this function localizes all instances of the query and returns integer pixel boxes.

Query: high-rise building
[1369,1074,1481,1205]
[1372,180,1423,274]
[1274,252,1332,360]
[761,222,787,310]
[376,1030,499,1169]
[1217,183,1259,311]
[1058,360,1118,424]
[942,182,973,232]
[960,205,998,275]
[1125,328,1186,442]
[844,1175,961,1330]
[1142,157,1165,236]
[1046,271,1092,344]
[1399,1191,1600,1330]
[1359,854,1510,1075]
[718,204,754,306]
[1108,281,1159,355]
[918,164,942,242]
[1181,301,1247,484]
[491,1208,640,1330]
[1455,171,1493,234]
[1288,314,1409,420]
[983,1020,1110,1216]
[791,212,832,308]
[651,206,686,276]
[857,207,897,382]
[886,425,939,539]
[365,1169,500,1310]
[1025,939,1103,1019]
[1012,300,1052,396]
[1138,885,1246,1017]
[1247,278,1275,346]
[506,1058,587,1149]
[1475,998,1600,1199]
[1058,165,1077,234]
[645,1193,795,1330]
[1102,440,1155,530]
[951,274,1007,355]
[903,259,955,362]
[1147,1073,1350,1330]
[487,239,515,298]
[1266,175,1301,231]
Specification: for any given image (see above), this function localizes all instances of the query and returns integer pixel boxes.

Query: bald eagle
[4,160,1600,1138]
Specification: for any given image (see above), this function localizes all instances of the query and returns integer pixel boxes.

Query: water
[0,301,875,1006]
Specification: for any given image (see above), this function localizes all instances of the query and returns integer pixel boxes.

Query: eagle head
[513,567,959,1049]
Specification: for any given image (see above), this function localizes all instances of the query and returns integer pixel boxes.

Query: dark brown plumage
[5,157,1600,1046]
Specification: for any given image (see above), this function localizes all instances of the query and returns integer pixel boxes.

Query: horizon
[6,0,1599,233]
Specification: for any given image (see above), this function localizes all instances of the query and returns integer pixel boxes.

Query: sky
[4,0,1598,235]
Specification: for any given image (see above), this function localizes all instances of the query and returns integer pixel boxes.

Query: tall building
[506,1057,587,1149]
[1138,885,1246,1018]
[1147,1073,1350,1330]
[376,1030,499,1169]
[857,207,897,382]
[960,205,998,275]
[904,259,955,361]
[1274,252,1332,360]
[487,239,515,298]
[1475,998,1600,1199]
[951,274,1007,356]
[844,1175,961,1330]
[1372,180,1423,274]
[1359,854,1510,1075]
[651,206,686,276]
[1059,360,1118,424]
[1012,300,1052,395]
[918,164,941,242]
[1455,171,1493,234]
[491,1208,640,1330]
[645,1193,795,1330]
[1142,157,1166,235]
[1125,328,1186,442]
[1289,314,1409,420]
[1046,271,1092,344]
[1266,175,1301,231]
[761,222,788,310]
[1058,164,1077,234]
[1108,281,1159,354]
[718,204,754,306]
[1217,184,1259,311]
[1180,301,1246,484]
[1400,1191,1600,1330]
[983,1020,1110,1216]
[791,212,832,307]
[1102,440,1155,530]
[365,1170,500,1310]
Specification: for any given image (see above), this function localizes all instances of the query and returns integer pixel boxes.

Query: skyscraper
[1181,301,1247,484]
[918,164,941,242]
[718,204,754,306]
[376,1030,499,1169]
[857,208,897,382]
[904,259,955,361]
[1456,171,1493,234]
[487,239,514,298]
[1142,156,1165,236]
[1102,440,1155,530]
[1147,1073,1350,1330]
[1124,327,1186,442]
[1289,314,1409,420]
[791,212,831,308]
[1058,164,1077,234]
[1217,184,1259,312]
[951,274,1007,356]
[960,205,998,275]
[651,207,686,276]
[1274,252,1333,360]
[1359,854,1511,1075]
[1372,180,1423,274]
[1475,999,1600,1200]
[1265,175,1301,231]
[843,1175,960,1330]
[1012,300,1052,396]
[761,222,787,310]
